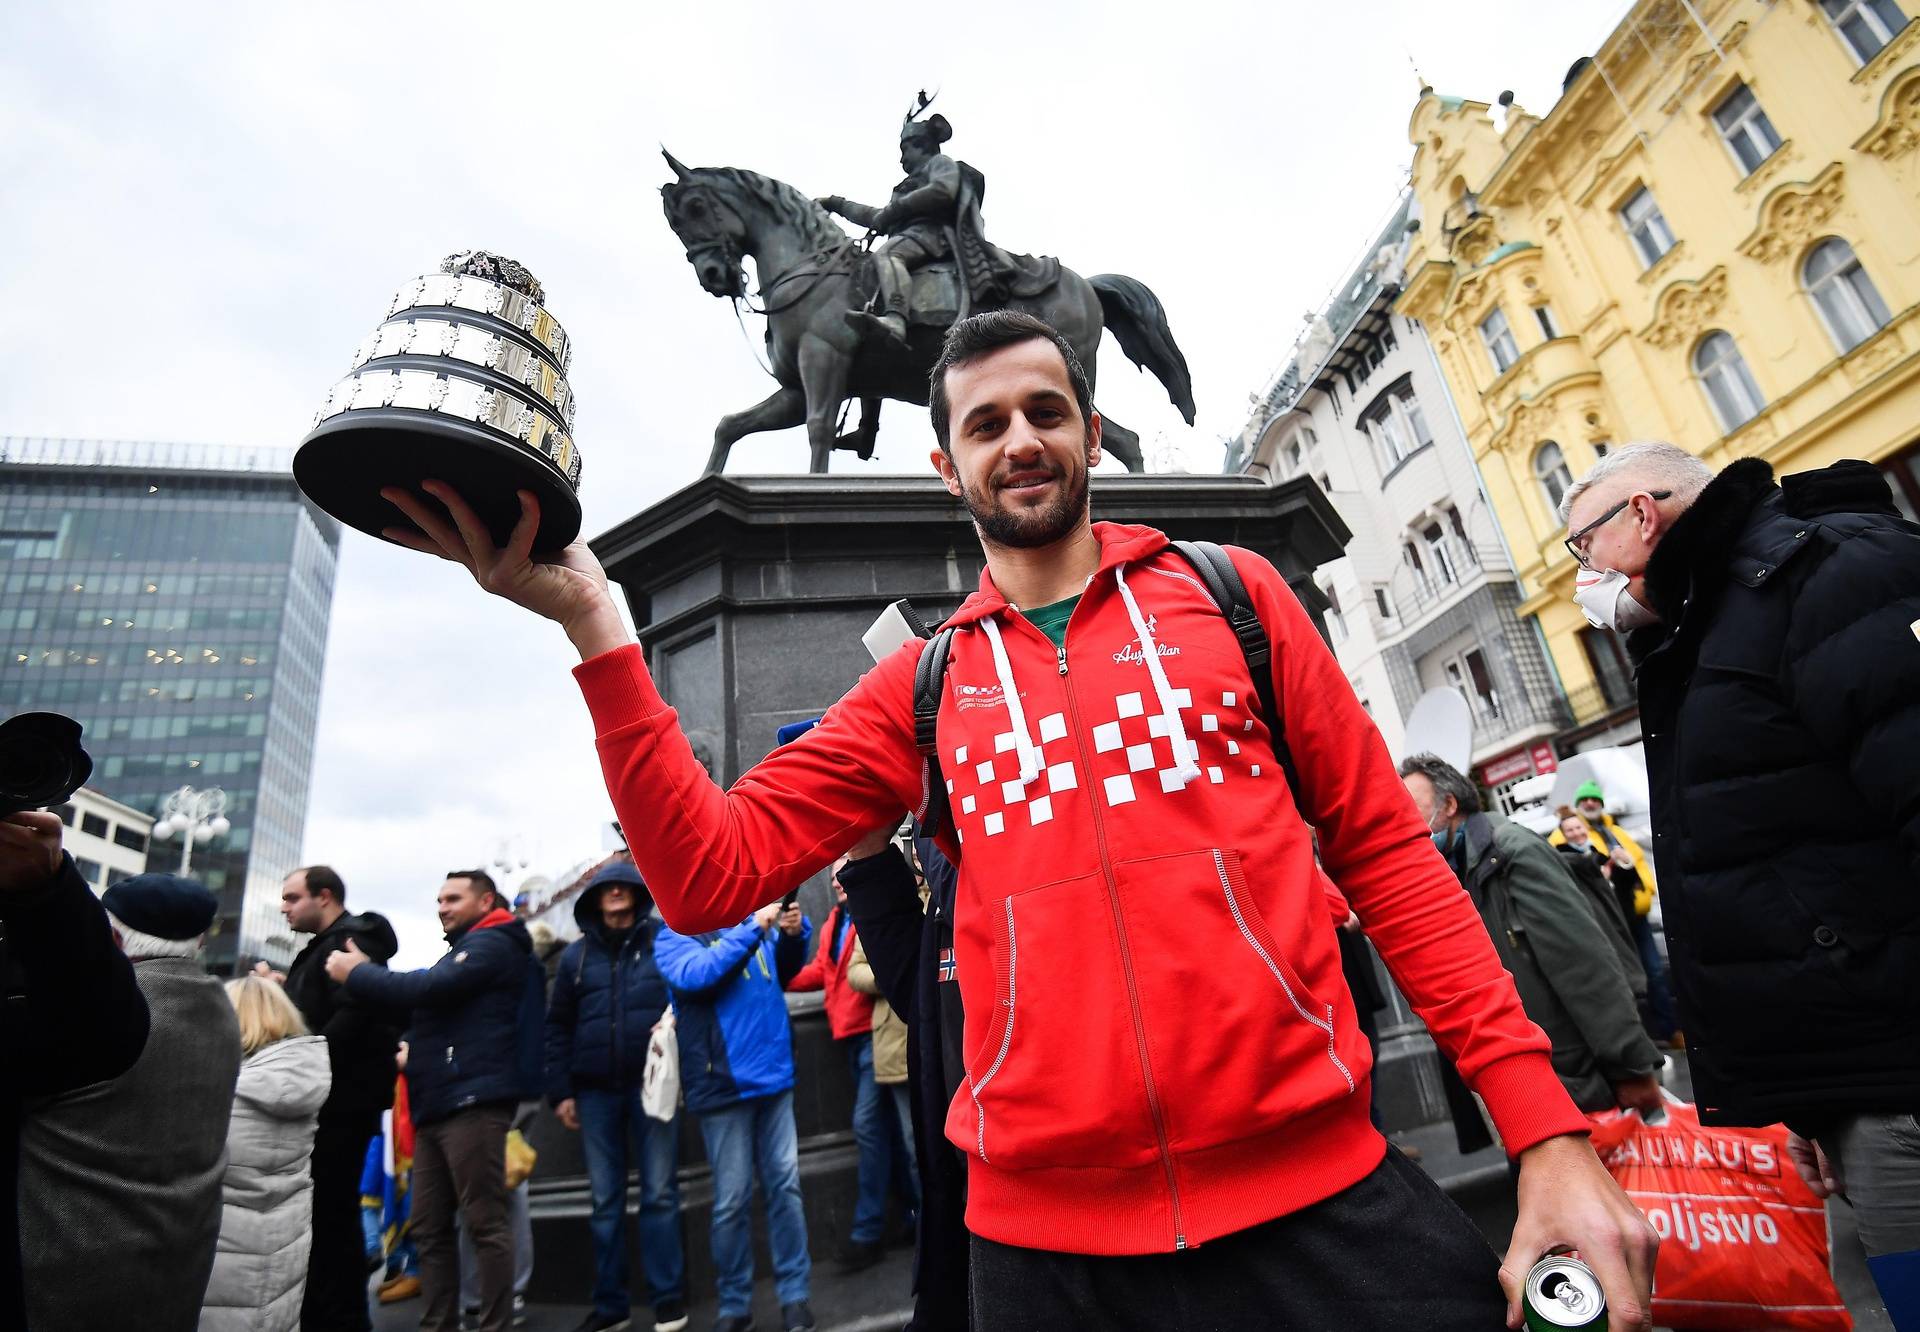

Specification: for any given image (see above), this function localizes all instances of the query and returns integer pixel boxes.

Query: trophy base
[295,412,582,552]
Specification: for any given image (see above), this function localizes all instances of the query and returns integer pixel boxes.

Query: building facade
[1,438,340,971]
[1395,0,1920,750]
[1228,196,1570,803]
[52,787,155,895]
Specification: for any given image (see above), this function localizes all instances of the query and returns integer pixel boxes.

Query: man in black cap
[19,870,244,1332]
[275,864,401,1332]
[0,809,151,1331]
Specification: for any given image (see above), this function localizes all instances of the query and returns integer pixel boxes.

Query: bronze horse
[661,152,1194,474]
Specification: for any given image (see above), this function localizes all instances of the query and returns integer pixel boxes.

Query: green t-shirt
[1023,594,1080,648]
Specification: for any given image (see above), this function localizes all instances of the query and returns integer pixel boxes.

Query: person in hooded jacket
[329,868,542,1332]
[272,864,401,1332]
[1559,442,1920,1320]
[201,976,332,1332]
[545,860,689,1332]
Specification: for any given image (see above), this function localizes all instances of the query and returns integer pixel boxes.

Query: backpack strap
[913,625,960,840]
[1169,540,1303,802]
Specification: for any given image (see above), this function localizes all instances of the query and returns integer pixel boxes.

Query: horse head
[660,150,749,299]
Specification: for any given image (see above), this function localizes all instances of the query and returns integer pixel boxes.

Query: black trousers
[303,1109,381,1332]
[969,1148,1505,1332]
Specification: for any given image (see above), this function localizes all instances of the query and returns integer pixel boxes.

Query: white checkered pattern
[945,680,1273,838]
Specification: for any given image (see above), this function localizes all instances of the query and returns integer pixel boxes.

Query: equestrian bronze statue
[662,105,1194,474]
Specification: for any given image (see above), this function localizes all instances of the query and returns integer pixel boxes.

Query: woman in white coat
[199,975,332,1332]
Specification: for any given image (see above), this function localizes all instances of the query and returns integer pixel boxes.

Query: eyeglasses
[1564,490,1670,567]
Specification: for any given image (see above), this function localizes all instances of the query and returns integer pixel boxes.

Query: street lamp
[151,785,231,876]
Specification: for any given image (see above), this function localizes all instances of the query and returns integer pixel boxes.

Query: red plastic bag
[1589,1098,1850,1331]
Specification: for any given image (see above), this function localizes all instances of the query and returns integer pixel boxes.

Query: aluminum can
[1523,1255,1607,1332]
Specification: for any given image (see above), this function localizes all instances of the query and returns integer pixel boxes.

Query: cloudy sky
[3,1,1620,965]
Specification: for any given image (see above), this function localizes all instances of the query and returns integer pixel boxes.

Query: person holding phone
[654,897,814,1332]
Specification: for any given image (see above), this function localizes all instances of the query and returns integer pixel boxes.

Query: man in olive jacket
[1402,756,1664,1119]
[20,872,242,1332]
[1559,443,1920,1315]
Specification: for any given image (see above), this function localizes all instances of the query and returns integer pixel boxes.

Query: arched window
[1693,332,1765,432]
[1534,441,1573,511]
[1804,238,1891,354]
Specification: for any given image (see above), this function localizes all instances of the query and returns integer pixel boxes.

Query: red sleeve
[1319,871,1352,926]
[1229,548,1590,1155]
[572,642,924,934]
[785,908,831,993]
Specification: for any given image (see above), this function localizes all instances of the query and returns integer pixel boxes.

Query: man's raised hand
[379,481,631,660]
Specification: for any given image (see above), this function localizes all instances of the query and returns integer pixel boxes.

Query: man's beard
[961,449,1091,550]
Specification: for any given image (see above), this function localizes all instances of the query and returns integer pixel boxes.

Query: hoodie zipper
[1047,607,1188,1250]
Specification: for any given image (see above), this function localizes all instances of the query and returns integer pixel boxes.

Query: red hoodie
[573,522,1586,1254]
[785,903,875,1041]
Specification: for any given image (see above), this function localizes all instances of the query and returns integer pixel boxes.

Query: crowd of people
[3,310,1916,1332]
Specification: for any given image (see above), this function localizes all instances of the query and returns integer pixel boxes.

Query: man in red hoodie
[381,311,1657,1332]
[785,854,894,1273]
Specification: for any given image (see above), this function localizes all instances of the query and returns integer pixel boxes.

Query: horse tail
[1089,274,1196,424]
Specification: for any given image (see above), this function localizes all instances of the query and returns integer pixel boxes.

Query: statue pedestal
[524,472,1446,1301]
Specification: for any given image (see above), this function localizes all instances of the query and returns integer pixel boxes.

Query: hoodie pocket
[1115,847,1356,1152]
[949,868,1162,1171]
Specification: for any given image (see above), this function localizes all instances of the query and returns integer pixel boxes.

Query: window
[113,825,148,853]
[1712,83,1782,175]
[1580,627,1636,710]
[1424,523,1461,585]
[1480,308,1519,374]
[1804,238,1891,353]
[1463,648,1502,720]
[1534,305,1563,340]
[1821,0,1909,63]
[1374,587,1394,620]
[1361,379,1432,472]
[1619,187,1676,269]
[1534,441,1574,512]
[1693,331,1766,431]
[1324,585,1347,644]
[80,812,108,839]
[75,858,103,885]
[53,803,75,826]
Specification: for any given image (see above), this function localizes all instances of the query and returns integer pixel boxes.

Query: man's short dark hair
[445,868,498,899]
[928,311,1093,454]
[296,864,346,906]
[1398,753,1483,816]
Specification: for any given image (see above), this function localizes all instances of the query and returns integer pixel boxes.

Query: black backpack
[912,540,1303,841]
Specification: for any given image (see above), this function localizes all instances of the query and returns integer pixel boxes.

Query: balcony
[1393,535,1489,628]
[1565,678,1636,727]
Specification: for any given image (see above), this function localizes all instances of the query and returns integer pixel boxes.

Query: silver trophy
[294,250,583,550]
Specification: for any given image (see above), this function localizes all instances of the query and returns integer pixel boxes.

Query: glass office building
[1,438,339,972]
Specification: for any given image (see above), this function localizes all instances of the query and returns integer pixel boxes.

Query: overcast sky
[2,1,1622,966]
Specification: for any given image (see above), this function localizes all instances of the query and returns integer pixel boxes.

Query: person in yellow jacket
[1550,781,1679,1046]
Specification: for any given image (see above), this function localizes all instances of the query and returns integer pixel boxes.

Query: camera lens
[0,712,93,816]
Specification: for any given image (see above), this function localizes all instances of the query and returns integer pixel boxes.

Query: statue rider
[818,111,962,347]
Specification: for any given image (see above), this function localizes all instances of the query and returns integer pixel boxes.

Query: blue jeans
[846,1033,891,1245]
[1633,915,1678,1040]
[697,1091,810,1316]
[577,1087,686,1317]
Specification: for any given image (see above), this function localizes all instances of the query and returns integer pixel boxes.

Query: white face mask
[1574,567,1661,632]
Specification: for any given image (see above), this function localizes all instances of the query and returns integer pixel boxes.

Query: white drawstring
[1115,565,1202,788]
[980,616,1044,784]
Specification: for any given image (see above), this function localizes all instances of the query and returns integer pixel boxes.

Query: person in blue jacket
[330,869,542,1332]
[545,860,689,1332]
[655,898,815,1332]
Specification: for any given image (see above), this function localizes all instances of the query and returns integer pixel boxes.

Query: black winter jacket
[343,910,544,1126]
[839,837,967,1332]
[0,854,151,1330]
[1627,458,1920,1126]
[544,885,671,1103]
[283,908,401,1120]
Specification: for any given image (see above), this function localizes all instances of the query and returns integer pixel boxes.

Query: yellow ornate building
[1395,0,1920,747]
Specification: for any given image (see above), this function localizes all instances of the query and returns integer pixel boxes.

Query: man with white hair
[19,871,243,1332]
[1560,441,1920,1317]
